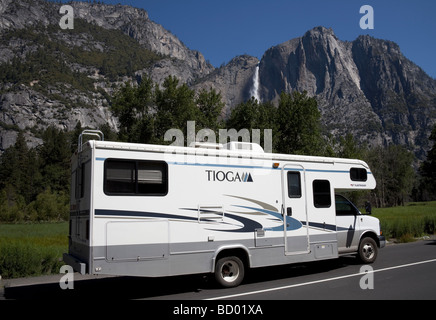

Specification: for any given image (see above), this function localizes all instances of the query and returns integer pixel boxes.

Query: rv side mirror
[365,201,372,215]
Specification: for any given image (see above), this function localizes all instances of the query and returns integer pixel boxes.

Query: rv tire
[215,256,245,288]
[358,237,378,264]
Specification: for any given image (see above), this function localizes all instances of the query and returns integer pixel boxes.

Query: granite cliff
[257,27,436,158]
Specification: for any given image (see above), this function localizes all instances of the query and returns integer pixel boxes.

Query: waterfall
[249,64,260,102]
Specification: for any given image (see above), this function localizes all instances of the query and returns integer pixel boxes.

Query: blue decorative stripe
[301,221,337,232]
[95,158,371,175]
[95,209,197,222]
[167,161,275,170]
[169,161,370,175]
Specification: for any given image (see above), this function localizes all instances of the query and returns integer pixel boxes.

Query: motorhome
[64,130,385,287]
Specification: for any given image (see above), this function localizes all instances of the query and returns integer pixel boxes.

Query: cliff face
[192,55,260,117]
[0,0,213,150]
[258,27,436,158]
[0,0,213,78]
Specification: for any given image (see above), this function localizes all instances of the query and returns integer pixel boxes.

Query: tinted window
[287,171,302,198]
[104,159,167,196]
[335,195,357,216]
[350,168,367,182]
[105,160,136,194]
[137,161,167,195]
[313,180,331,208]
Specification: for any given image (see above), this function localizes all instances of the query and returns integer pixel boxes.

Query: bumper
[63,253,87,275]
[378,235,386,248]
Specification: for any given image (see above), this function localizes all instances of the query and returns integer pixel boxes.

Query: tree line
[0,75,435,222]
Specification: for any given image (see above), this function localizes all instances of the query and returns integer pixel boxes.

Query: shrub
[0,241,42,278]
[26,189,69,222]
[0,223,68,279]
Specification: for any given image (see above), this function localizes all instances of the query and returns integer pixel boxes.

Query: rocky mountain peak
[258,26,436,158]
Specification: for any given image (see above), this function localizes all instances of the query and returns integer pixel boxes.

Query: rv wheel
[358,237,378,264]
[215,256,244,288]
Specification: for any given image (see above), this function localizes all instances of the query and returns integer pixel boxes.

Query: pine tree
[420,124,436,199]
[276,91,323,155]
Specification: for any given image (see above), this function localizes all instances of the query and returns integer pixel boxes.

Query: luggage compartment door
[106,220,169,262]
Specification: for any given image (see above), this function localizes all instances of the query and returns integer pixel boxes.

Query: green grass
[372,201,436,241]
[0,222,68,279]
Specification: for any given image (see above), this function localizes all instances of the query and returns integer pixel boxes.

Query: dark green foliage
[276,91,323,155]
[0,127,71,222]
[111,75,225,145]
[111,77,155,143]
[0,19,162,99]
[419,124,436,200]
[196,87,225,131]
[366,145,415,207]
[226,91,322,155]
[154,76,200,143]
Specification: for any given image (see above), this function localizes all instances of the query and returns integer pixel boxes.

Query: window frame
[335,194,359,216]
[287,171,302,198]
[312,179,331,208]
[350,167,368,182]
[104,159,168,196]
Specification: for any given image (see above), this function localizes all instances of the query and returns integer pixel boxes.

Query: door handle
[287,207,292,216]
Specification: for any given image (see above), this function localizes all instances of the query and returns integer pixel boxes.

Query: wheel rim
[362,243,375,260]
[220,260,240,283]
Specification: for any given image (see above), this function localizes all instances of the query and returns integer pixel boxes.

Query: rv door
[335,194,361,253]
[282,164,310,255]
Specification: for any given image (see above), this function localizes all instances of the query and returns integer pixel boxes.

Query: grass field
[0,222,68,279]
[0,202,435,279]
[372,201,436,242]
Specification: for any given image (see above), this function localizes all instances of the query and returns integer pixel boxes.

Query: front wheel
[214,256,245,288]
[358,237,378,263]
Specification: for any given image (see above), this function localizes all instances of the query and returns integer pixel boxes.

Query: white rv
[64,130,385,287]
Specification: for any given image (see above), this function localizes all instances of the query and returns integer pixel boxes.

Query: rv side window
[313,180,331,208]
[287,171,302,198]
[350,168,367,182]
[137,161,167,195]
[104,159,167,196]
[105,160,136,194]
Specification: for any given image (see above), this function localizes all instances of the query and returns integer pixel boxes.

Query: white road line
[205,258,436,300]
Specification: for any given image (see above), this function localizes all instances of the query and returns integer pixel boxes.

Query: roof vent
[224,142,264,153]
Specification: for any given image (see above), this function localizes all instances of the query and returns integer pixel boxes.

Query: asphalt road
[2,238,436,303]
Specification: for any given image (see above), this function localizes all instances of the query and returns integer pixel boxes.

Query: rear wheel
[358,237,378,263]
[214,256,245,288]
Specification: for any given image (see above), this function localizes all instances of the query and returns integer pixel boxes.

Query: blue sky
[97,0,436,78]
